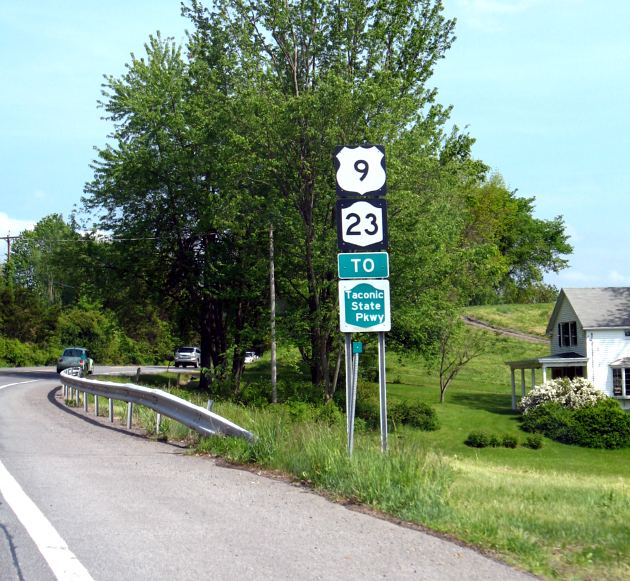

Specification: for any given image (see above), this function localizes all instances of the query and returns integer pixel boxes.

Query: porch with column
[506,359,542,410]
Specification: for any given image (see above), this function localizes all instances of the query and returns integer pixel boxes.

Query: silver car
[174,346,201,368]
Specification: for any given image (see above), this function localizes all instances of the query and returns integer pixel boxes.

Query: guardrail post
[156,412,161,435]
[108,399,113,422]
[127,402,133,429]
[95,395,99,417]
[83,392,88,412]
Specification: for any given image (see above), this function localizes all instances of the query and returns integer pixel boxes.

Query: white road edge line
[0,379,39,391]
[0,460,94,581]
[0,380,95,581]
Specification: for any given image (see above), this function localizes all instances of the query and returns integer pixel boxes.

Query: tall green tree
[83,1,572,399]
[184,0,459,396]
[10,214,80,305]
[84,34,270,391]
[462,174,572,304]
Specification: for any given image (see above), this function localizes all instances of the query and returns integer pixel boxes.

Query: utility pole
[1,233,13,261]
[269,223,277,403]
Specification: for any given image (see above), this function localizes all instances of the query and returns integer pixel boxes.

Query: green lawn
[371,333,630,578]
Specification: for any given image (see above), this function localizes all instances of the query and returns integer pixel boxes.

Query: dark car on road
[56,347,94,374]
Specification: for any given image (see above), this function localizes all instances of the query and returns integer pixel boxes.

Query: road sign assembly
[334,143,390,455]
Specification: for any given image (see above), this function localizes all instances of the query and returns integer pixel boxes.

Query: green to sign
[338,252,389,279]
[338,279,391,333]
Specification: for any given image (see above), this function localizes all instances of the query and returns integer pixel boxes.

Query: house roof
[546,287,630,334]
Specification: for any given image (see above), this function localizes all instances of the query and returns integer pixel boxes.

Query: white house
[507,288,630,411]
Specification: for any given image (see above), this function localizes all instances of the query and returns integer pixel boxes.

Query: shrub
[465,431,490,448]
[239,381,272,407]
[355,396,380,429]
[523,434,544,449]
[487,433,502,447]
[521,402,576,444]
[571,399,630,449]
[519,377,607,413]
[0,337,54,367]
[390,400,440,431]
[501,434,518,448]
[521,399,630,449]
[284,401,316,423]
[314,402,345,427]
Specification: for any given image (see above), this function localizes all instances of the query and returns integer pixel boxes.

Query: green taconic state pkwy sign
[338,279,391,333]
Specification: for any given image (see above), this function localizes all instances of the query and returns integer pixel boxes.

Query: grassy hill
[463,302,554,338]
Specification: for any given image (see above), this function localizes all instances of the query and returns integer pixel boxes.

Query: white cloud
[0,212,36,238]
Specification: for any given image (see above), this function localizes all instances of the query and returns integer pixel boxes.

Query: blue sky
[1,0,628,289]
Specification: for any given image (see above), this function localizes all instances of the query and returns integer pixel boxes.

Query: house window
[558,321,578,347]
[551,366,584,380]
[613,369,622,396]
[612,368,630,397]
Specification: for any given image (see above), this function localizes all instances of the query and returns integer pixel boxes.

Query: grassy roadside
[197,397,629,580]
[87,317,629,580]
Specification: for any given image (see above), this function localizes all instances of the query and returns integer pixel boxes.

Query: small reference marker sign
[338,252,389,279]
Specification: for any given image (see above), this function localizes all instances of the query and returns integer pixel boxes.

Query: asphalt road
[0,367,536,580]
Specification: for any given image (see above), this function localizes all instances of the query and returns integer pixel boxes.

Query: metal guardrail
[59,368,254,441]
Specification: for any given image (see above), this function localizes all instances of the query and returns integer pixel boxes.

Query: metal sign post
[348,341,362,455]
[344,333,353,441]
[378,332,388,452]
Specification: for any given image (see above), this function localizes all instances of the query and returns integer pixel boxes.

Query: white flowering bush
[519,377,608,414]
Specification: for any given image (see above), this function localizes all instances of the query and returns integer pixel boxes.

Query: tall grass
[195,402,630,579]
[197,404,454,523]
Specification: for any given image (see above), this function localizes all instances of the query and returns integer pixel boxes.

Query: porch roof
[506,352,588,370]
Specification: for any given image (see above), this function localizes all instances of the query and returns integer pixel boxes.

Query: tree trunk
[199,297,227,391]
[326,344,343,402]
